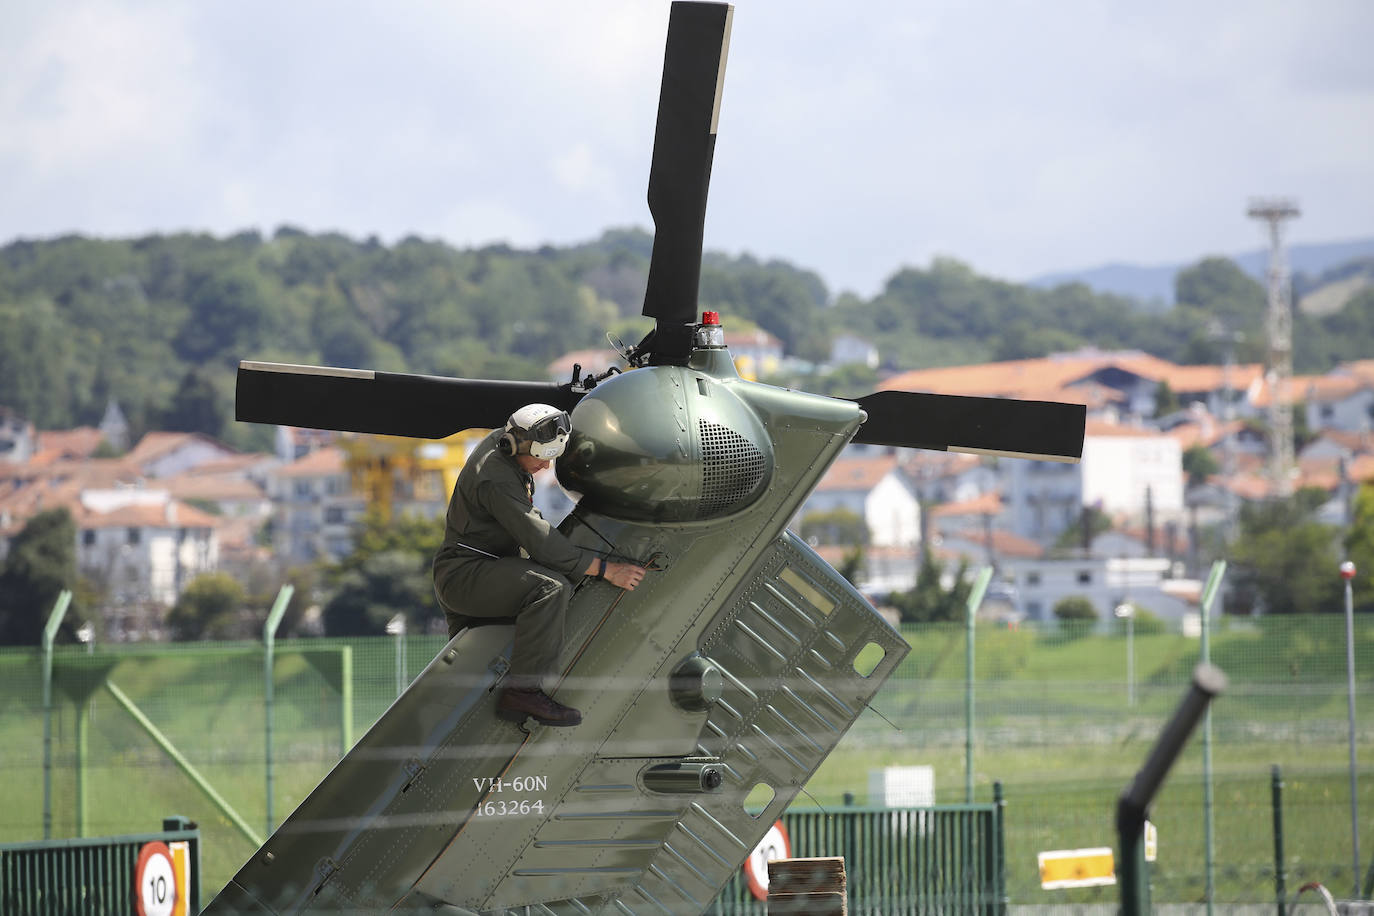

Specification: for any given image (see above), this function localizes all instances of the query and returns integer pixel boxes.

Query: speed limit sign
[134,841,178,916]
[743,821,791,900]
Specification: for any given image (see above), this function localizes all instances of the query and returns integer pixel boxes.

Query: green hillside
[4,229,1374,452]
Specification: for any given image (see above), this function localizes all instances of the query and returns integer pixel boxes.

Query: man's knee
[523,570,571,611]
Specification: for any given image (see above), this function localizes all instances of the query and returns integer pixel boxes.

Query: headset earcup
[499,433,517,456]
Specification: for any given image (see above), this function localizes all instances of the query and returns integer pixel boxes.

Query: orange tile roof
[1084,420,1168,439]
[1218,472,1277,501]
[1159,364,1264,393]
[275,445,346,477]
[75,499,219,530]
[1297,374,1371,403]
[1166,418,1246,450]
[881,351,1266,401]
[162,474,268,502]
[31,428,107,465]
[1111,523,1186,549]
[1338,360,1374,384]
[1039,381,1126,408]
[815,456,899,492]
[881,351,1177,399]
[938,527,1045,559]
[279,427,339,449]
[931,491,1003,518]
[1303,429,1374,454]
[900,450,983,476]
[124,431,236,467]
[0,459,144,519]
[178,453,276,476]
[212,515,266,549]
[1304,454,1374,487]
[1250,372,1374,408]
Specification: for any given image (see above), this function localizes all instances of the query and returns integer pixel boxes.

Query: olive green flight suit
[432,428,598,689]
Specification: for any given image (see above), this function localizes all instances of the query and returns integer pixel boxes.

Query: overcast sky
[3,1,1371,298]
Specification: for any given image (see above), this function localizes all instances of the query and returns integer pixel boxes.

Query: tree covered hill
[2,227,1372,451]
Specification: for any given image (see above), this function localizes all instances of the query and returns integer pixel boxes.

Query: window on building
[1025,571,1041,586]
[294,480,312,499]
[83,530,96,547]
[1026,601,1043,619]
[1077,570,1092,584]
[324,506,346,524]
[127,528,141,546]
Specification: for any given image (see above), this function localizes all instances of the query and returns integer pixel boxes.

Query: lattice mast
[1247,198,1300,496]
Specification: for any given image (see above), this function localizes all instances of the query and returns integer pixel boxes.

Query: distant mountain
[1028,237,1374,307]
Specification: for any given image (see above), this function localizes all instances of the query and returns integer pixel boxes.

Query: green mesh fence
[2,617,1369,909]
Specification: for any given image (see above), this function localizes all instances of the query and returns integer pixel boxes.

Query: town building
[123,431,240,478]
[1001,549,1193,624]
[0,408,35,464]
[801,454,920,548]
[268,446,365,564]
[75,489,219,611]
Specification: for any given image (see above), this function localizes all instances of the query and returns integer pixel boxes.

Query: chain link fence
[1,615,1369,909]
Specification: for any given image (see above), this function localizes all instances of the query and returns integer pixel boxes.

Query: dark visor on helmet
[529,413,570,443]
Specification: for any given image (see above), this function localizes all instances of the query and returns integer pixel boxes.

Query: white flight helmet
[501,403,572,460]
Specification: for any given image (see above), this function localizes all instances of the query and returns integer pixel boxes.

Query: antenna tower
[1247,197,1300,497]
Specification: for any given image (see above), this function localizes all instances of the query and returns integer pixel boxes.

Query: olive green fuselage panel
[203,378,909,915]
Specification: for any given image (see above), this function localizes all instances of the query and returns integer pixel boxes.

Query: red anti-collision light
[700,311,720,326]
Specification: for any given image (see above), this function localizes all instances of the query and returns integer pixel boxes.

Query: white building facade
[1002,555,1192,623]
[76,489,219,607]
[1080,427,1183,517]
[269,447,366,563]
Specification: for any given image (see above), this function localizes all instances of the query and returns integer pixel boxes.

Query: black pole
[993,780,1008,916]
[1271,764,1287,916]
[1118,663,1228,916]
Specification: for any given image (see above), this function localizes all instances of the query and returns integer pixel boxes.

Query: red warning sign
[743,820,791,900]
[134,841,178,916]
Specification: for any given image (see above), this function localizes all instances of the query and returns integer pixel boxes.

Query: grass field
[2,617,1370,907]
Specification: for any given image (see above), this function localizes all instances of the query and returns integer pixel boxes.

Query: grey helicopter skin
[213,3,1084,912]
[208,339,910,915]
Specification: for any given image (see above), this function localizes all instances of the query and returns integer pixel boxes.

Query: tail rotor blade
[641,1,733,362]
[851,390,1086,462]
[236,362,581,439]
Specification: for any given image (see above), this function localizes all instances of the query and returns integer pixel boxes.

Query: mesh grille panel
[698,419,767,516]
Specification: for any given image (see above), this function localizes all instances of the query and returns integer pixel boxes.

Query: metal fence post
[993,780,1008,916]
[966,567,991,803]
[1200,560,1227,916]
[41,589,73,840]
[340,645,354,755]
[1340,560,1361,900]
[263,584,294,838]
[76,694,90,837]
[1271,764,1286,916]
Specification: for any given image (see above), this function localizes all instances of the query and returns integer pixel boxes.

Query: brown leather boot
[496,687,582,727]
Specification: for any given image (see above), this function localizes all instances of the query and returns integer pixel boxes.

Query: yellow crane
[340,430,485,520]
